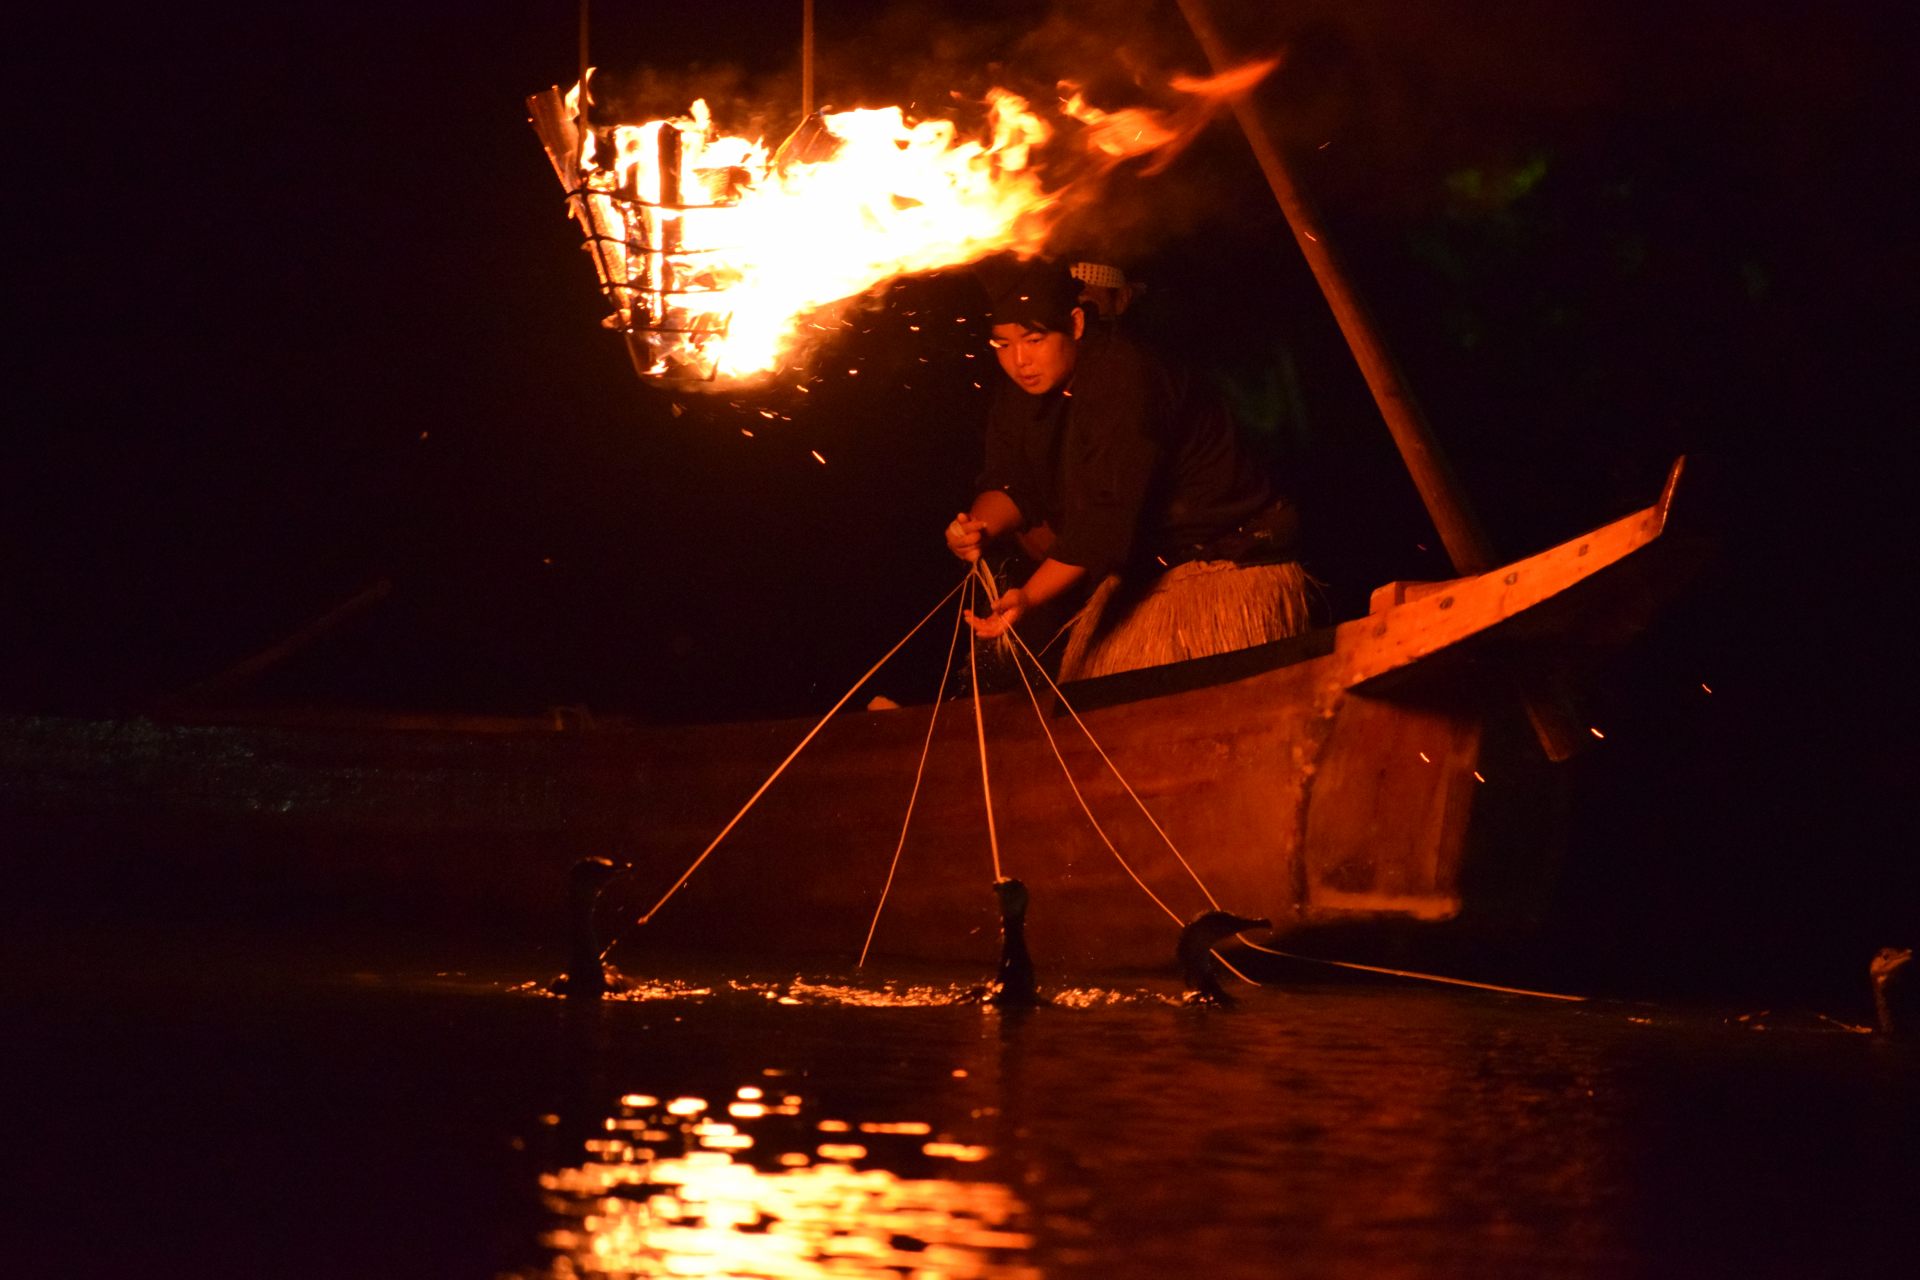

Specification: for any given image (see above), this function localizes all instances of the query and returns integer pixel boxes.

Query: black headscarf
[979,254,1082,332]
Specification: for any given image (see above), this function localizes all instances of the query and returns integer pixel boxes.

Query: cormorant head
[1180,909,1270,949]
[569,856,629,902]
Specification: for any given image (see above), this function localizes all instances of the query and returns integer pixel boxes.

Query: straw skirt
[1056,560,1313,682]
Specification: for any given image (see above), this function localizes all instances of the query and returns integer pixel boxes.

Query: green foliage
[1443,152,1551,212]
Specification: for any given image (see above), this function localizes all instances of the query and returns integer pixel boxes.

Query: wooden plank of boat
[0,463,1690,971]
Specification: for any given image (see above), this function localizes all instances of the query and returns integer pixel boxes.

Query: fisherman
[945,255,1309,679]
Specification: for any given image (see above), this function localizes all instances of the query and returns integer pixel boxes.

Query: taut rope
[967,574,1005,882]
[1232,950,1585,1002]
[1004,642,1185,928]
[603,574,968,959]
[1003,625,1222,910]
[857,593,969,967]
[1000,622,1260,987]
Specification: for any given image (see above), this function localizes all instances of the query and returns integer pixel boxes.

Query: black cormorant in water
[1178,909,1271,1005]
[952,877,1043,1007]
[986,877,1040,1007]
[1872,946,1912,1036]
[552,856,631,999]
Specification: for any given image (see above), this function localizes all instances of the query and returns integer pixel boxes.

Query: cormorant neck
[566,892,607,995]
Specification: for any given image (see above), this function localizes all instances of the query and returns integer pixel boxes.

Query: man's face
[990,308,1084,396]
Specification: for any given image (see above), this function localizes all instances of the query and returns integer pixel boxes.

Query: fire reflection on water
[526,1084,1035,1278]
[22,949,1910,1278]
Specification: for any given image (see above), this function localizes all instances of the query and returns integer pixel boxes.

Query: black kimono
[975,327,1276,581]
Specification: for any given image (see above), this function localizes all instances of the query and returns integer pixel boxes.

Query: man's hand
[945,511,990,562]
[965,587,1028,639]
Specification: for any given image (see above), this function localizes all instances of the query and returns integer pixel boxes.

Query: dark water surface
[7,930,1916,1278]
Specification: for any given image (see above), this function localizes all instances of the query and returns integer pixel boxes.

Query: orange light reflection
[526,1082,1031,1279]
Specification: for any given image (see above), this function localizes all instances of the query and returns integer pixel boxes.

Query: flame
[1060,58,1277,177]
[548,62,1274,387]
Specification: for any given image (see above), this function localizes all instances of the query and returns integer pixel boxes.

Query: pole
[1175,0,1585,761]
[1174,0,1492,576]
[576,0,591,152]
[802,0,816,119]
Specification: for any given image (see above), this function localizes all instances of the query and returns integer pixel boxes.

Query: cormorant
[1872,946,1912,1036]
[1177,909,1271,1005]
[986,877,1040,1007]
[553,856,630,999]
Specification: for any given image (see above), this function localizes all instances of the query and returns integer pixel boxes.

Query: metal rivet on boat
[1438,596,1453,609]
[1504,572,1518,585]
[1578,543,1590,556]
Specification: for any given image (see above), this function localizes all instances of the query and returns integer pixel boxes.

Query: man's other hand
[964,587,1028,638]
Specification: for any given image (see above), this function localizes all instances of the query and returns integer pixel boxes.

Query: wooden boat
[7,15,1697,973]
[0,459,1692,970]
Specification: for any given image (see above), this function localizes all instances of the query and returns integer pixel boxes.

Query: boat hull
[0,468,1691,971]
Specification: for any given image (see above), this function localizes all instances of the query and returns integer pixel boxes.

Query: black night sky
[6,0,1915,991]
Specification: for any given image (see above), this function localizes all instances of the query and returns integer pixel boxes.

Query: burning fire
[1061,59,1274,176]
[532,62,1276,387]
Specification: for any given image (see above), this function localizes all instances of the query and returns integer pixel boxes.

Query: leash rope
[1003,625,1223,911]
[1229,948,1587,1001]
[1004,638,1184,928]
[1002,626,1260,987]
[973,559,1252,981]
[967,574,1005,882]
[857,593,968,968]
[603,574,969,959]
